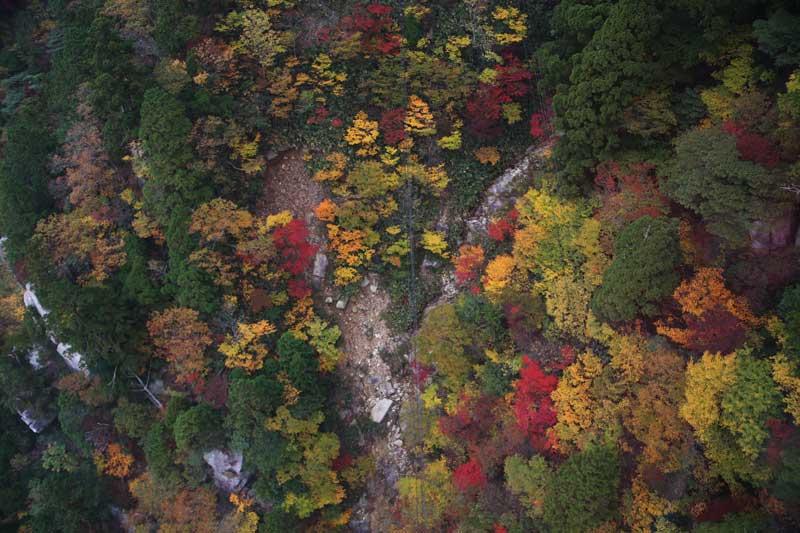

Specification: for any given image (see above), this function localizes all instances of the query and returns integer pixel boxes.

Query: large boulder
[203,449,249,492]
[371,398,393,423]
[17,408,55,433]
[311,251,328,288]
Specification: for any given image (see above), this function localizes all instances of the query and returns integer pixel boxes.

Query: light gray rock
[23,284,49,318]
[336,296,349,310]
[203,449,249,492]
[370,398,393,423]
[17,408,54,433]
[24,284,89,374]
[311,252,328,288]
[463,143,550,241]
[421,256,440,269]
[149,379,166,396]
[27,348,43,370]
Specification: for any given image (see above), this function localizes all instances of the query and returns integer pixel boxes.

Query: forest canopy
[0,1,799,532]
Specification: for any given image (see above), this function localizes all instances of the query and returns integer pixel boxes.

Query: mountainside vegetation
[0,0,799,531]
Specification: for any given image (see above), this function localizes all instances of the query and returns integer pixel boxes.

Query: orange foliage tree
[454,244,485,288]
[610,334,692,473]
[33,212,127,285]
[51,99,123,214]
[103,443,135,478]
[160,487,218,533]
[147,307,213,392]
[657,268,759,353]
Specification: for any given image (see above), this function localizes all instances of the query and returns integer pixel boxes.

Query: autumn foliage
[722,120,780,168]
[454,244,485,287]
[379,108,407,145]
[453,457,487,492]
[272,219,317,276]
[102,443,134,478]
[512,356,558,451]
[657,268,759,353]
[488,209,518,242]
[346,3,403,55]
[147,307,213,392]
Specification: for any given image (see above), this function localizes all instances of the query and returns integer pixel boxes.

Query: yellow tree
[611,334,692,472]
[217,7,293,70]
[219,320,277,372]
[415,303,474,391]
[396,458,458,530]
[34,212,127,285]
[680,352,736,438]
[773,353,800,424]
[421,230,449,258]
[488,6,528,45]
[681,350,780,486]
[266,407,345,518]
[482,254,516,299]
[189,198,254,243]
[344,111,380,156]
[551,350,621,451]
[404,95,436,136]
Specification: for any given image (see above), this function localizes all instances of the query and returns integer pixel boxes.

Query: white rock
[23,284,89,375]
[371,398,393,423]
[203,449,248,492]
[56,342,88,375]
[311,252,328,287]
[325,296,333,304]
[336,297,349,310]
[369,284,378,294]
[17,408,53,433]
[23,284,49,318]
[27,348,43,370]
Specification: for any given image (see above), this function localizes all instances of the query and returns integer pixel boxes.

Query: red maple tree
[346,3,403,55]
[488,209,518,242]
[379,108,407,145]
[722,120,780,168]
[272,219,317,276]
[512,356,558,452]
[452,457,487,492]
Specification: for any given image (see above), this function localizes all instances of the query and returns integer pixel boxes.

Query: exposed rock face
[23,284,89,374]
[203,449,249,492]
[311,251,328,288]
[370,398,393,423]
[27,348,43,370]
[110,505,135,533]
[750,210,796,251]
[17,408,54,433]
[23,284,49,318]
[464,141,552,240]
[53,338,88,374]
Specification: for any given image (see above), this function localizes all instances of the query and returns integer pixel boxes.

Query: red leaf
[453,457,486,492]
